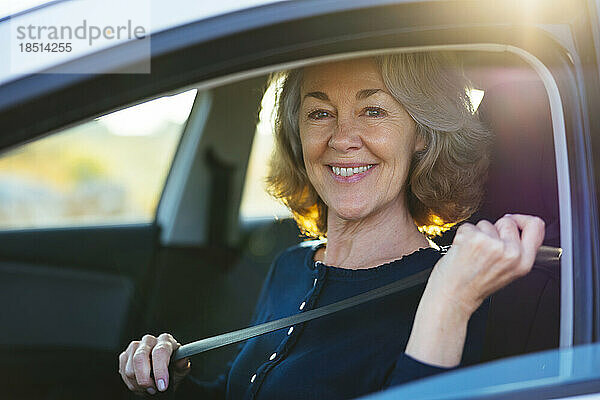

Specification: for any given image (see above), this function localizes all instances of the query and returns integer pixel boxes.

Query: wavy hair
[266,52,492,238]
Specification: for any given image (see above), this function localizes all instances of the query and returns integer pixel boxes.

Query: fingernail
[157,379,166,391]
[146,387,156,395]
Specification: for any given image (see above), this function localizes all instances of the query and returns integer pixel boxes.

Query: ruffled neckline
[304,241,441,280]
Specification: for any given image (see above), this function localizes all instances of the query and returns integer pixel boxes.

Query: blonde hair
[267,52,492,238]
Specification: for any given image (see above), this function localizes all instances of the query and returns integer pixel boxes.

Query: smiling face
[299,58,423,222]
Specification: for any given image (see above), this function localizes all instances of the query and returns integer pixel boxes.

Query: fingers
[475,214,546,278]
[475,220,499,239]
[119,341,139,392]
[441,214,546,313]
[506,214,546,268]
[133,335,158,394]
[491,215,521,271]
[118,333,188,395]
[152,333,177,392]
[494,215,520,243]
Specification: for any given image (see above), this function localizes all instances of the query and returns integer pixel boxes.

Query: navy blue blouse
[173,241,489,399]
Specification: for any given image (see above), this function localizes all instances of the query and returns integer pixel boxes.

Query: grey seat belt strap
[172,245,561,361]
[172,266,433,361]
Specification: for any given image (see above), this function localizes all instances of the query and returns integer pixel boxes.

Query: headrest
[476,79,560,246]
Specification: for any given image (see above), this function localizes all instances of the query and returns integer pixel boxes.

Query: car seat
[475,74,561,361]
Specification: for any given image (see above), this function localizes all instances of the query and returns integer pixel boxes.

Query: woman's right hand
[119,333,191,396]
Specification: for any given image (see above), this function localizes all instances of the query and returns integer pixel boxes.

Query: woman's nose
[328,119,363,153]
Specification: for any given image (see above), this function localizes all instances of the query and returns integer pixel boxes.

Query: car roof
[0,0,286,85]
[0,0,581,88]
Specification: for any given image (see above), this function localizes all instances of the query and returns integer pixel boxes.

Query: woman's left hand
[405,213,545,367]
[429,213,546,316]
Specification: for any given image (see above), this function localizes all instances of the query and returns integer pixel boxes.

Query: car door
[0,86,199,398]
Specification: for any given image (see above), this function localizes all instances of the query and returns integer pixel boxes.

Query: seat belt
[172,245,561,361]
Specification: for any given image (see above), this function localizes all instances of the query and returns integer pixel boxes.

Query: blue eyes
[308,110,332,120]
[307,107,386,120]
[364,107,385,117]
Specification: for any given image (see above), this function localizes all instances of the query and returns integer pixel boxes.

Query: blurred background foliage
[0,90,196,229]
[0,81,295,231]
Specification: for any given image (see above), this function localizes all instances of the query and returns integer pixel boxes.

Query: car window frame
[146,41,577,344]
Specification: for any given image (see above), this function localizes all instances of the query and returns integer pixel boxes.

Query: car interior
[0,48,562,399]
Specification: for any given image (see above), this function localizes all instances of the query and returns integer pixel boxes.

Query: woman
[118,52,545,399]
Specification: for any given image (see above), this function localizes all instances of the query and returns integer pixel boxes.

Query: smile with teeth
[330,165,374,177]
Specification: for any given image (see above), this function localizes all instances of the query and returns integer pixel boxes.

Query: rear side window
[0,89,197,229]
[240,78,291,221]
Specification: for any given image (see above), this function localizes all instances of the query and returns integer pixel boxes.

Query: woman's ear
[415,132,427,152]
